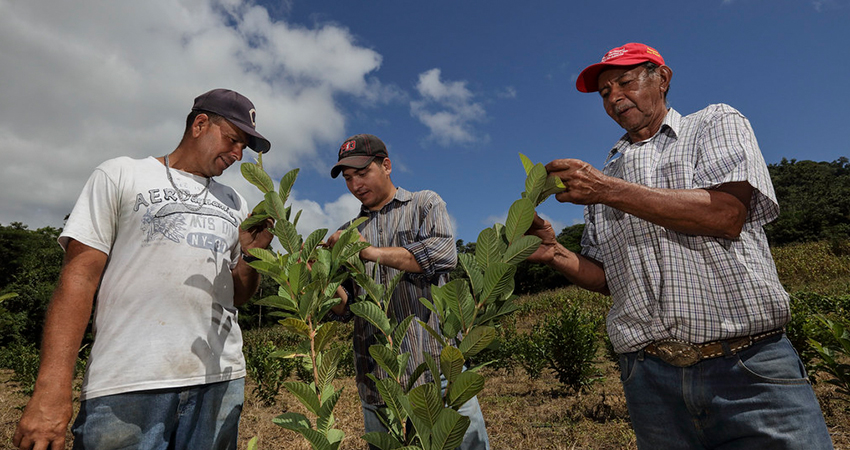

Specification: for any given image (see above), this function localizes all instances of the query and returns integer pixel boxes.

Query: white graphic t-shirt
[60,156,249,400]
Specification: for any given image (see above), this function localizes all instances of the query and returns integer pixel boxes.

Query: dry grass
[4,356,849,449]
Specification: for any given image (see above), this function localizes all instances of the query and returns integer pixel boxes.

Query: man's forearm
[601,178,751,239]
[360,246,423,273]
[232,258,261,306]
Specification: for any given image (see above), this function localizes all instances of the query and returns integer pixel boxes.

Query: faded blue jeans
[619,334,833,449]
[71,378,244,450]
[362,375,490,450]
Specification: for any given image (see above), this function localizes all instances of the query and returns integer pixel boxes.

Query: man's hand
[325,229,367,249]
[545,158,612,205]
[13,383,72,450]
[239,215,274,255]
[525,213,559,266]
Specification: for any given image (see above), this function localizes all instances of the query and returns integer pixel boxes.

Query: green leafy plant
[239,152,564,450]
[239,155,370,450]
[542,303,603,392]
[808,315,850,401]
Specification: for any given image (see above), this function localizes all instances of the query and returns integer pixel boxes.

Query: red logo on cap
[340,140,356,155]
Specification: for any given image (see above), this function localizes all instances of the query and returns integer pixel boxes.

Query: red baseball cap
[576,43,665,93]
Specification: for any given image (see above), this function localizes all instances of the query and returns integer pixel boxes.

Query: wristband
[241,251,260,263]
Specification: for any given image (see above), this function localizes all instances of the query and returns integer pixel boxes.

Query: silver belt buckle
[653,340,702,367]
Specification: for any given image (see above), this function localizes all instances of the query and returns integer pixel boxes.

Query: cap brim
[230,118,271,153]
[576,58,654,93]
[330,155,376,178]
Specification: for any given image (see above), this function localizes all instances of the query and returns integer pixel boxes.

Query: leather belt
[643,328,785,367]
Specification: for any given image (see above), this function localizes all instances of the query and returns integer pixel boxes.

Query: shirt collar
[358,186,411,216]
[607,107,681,161]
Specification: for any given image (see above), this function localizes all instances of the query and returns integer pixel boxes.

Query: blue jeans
[362,377,490,450]
[71,378,244,450]
[619,334,833,450]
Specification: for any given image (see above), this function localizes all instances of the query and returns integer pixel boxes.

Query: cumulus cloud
[410,68,488,146]
[0,0,385,229]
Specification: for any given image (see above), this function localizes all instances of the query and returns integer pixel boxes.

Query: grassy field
[2,240,850,449]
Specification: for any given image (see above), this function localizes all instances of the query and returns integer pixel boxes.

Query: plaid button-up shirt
[332,187,456,405]
[582,105,790,353]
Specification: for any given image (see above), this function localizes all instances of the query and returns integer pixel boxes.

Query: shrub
[0,342,40,395]
[808,315,850,402]
[541,303,604,392]
[787,292,850,372]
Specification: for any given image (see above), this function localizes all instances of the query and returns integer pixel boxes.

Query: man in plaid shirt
[327,134,490,450]
[527,43,832,449]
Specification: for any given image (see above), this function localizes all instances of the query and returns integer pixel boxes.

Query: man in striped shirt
[327,134,490,449]
[527,43,833,449]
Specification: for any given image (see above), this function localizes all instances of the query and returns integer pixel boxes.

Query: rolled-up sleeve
[403,191,456,279]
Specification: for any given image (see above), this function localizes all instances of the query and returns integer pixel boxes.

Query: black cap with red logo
[330,134,388,178]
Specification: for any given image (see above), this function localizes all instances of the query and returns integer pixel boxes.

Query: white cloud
[0,0,385,229]
[410,68,488,146]
[497,86,518,99]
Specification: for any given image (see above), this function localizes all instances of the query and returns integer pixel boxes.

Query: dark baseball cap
[576,43,665,93]
[192,88,271,153]
[330,134,388,178]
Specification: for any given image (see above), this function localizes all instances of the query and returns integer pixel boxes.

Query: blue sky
[1,0,848,242]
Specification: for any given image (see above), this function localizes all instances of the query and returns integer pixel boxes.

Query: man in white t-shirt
[13,89,274,450]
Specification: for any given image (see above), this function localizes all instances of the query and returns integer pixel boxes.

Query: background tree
[0,223,66,348]
[766,158,850,248]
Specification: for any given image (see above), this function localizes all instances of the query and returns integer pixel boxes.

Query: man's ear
[658,65,673,95]
[382,157,392,175]
[192,113,210,138]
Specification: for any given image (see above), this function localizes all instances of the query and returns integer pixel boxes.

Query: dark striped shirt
[334,187,456,405]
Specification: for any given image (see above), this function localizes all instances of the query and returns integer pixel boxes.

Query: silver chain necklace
[164,154,210,211]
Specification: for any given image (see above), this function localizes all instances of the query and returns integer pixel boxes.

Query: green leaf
[417,319,448,348]
[265,191,288,223]
[519,152,534,175]
[440,346,465,384]
[254,295,298,313]
[314,322,339,355]
[273,412,312,431]
[362,432,404,450]
[481,262,515,306]
[240,212,271,231]
[279,317,311,338]
[446,371,485,409]
[283,381,321,415]
[525,163,548,205]
[303,228,328,261]
[297,428,334,450]
[431,408,470,450]
[408,383,442,428]
[458,253,484,298]
[279,168,300,205]
[316,348,342,392]
[326,429,345,446]
[392,314,416,354]
[369,344,400,378]
[318,385,343,419]
[241,161,275,194]
[504,198,535,244]
[539,173,567,204]
[372,376,409,425]
[475,227,501,271]
[276,220,302,255]
[458,326,496,358]
[435,279,475,333]
[501,234,542,265]
[350,301,392,337]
